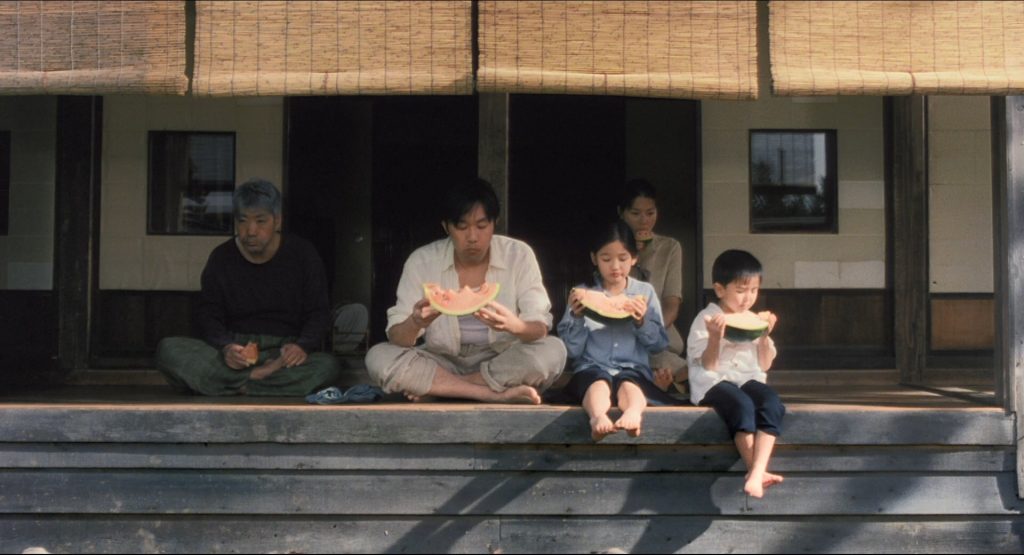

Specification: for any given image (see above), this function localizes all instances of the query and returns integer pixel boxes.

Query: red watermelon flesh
[573,288,640,319]
[423,282,501,316]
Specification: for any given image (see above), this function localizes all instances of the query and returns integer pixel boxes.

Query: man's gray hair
[233,178,282,218]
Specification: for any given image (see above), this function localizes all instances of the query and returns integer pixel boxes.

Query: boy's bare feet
[744,471,765,498]
[762,472,785,489]
[590,414,617,442]
[615,409,643,437]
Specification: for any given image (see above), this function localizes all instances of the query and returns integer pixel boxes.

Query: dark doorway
[508,95,702,334]
[287,96,478,345]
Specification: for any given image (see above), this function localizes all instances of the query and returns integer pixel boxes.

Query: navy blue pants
[701,380,785,437]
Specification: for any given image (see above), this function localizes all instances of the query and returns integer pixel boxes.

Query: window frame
[146,130,237,236]
[748,129,838,234]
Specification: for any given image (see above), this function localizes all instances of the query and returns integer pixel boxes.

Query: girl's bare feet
[590,414,617,442]
[615,409,643,437]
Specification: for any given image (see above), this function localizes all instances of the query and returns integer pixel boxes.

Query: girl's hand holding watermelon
[567,288,587,318]
[625,296,648,326]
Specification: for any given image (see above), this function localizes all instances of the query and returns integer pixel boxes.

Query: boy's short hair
[442,177,501,225]
[712,249,763,286]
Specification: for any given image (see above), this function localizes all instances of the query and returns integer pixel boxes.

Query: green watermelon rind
[423,283,501,316]
[723,313,769,342]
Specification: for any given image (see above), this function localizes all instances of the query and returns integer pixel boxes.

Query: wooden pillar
[54,96,102,373]
[991,97,1024,497]
[889,96,929,385]
[478,93,509,235]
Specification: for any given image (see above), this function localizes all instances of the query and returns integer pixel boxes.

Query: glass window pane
[750,130,837,233]
[148,132,235,235]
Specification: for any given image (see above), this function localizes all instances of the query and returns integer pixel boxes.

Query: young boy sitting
[687,249,785,498]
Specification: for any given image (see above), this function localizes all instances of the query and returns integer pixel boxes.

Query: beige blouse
[635,233,685,354]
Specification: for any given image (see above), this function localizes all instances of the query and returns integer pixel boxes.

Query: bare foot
[744,472,766,498]
[763,472,784,489]
[496,385,542,405]
[590,414,617,442]
[652,368,673,391]
[249,358,284,381]
[615,409,643,437]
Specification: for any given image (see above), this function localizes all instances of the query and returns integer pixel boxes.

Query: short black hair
[442,177,501,225]
[711,249,763,286]
[591,220,638,258]
[617,178,658,213]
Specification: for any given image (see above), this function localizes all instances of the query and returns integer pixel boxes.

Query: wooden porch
[0,369,1017,554]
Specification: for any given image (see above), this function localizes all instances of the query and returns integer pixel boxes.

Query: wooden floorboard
[2,516,1022,554]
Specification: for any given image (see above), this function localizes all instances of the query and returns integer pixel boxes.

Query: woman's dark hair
[590,220,638,258]
[442,177,501,225]
[617,178,658,213]
[711,249,763,286]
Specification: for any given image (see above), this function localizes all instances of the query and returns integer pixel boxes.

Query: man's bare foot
[615,409,643,437]
[249,359,284,381]
[590,414,617,442]
[496,385,542,405]
[405,392,437,403]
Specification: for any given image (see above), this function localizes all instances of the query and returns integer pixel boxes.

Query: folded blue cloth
[305,384,385,405]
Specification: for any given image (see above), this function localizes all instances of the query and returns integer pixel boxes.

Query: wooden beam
[53,96,102,374]
[889,96,929,385]
[478,93,509,235]
[990,96,1024,498]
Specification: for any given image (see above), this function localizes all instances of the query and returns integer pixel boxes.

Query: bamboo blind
[0,1,187,95]
[477,1,758,100]
[193,1,472,96]
[771,1,1024,96]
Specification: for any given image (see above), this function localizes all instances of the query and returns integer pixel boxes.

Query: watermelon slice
[423,282,501,316]
[573,288,640,320]
[723,312,769,342]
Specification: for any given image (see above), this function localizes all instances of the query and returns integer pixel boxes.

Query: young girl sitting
[687,249,785,498]
[557,221,672,441]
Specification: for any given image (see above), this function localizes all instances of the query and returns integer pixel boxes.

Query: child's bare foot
[590,414,617,442]
[615,409,643,437]
[496,385,542,405]
[763,472,784,489]
[744,472,766,498]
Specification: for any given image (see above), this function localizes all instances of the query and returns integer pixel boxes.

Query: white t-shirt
[686,303,774,405]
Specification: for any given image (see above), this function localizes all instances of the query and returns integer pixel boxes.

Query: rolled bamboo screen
[193,1,473,96]
[771,1,1024,96]
[477,1,758,100]
[0,1,187,95]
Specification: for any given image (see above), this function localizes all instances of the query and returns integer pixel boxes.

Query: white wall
[928,96,993,294]
[100,96,284,291]
[0,96,57,290]
[701,95,886,289]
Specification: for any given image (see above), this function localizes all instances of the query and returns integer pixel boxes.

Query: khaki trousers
[365,337,567,397]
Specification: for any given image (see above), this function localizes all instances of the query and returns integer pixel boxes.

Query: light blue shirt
[557,276,669,380]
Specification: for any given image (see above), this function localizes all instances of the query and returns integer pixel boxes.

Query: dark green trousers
[156,334,340,396]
